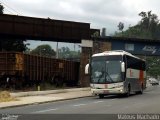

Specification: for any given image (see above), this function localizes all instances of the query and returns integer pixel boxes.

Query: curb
[0,95,92,109]
[11,88,90,97]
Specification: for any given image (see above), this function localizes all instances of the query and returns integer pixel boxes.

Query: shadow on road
[93,93,143,99]
[92,85,160,100]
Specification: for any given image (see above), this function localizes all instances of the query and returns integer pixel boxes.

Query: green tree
[58,47,80,59]
[114,11,160,77]
[146,57,160,77]
[91,31,100,38]
[118,22,124,32]
[0,3,27,52]
[139,11,159,38]
[115,11,159,39]
[30,44,56,58]
[0,39,27,52]
[0,3,4,14]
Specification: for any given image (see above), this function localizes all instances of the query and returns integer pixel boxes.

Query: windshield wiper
[105,68,114,83]
[97,73,104,83]
[97,68,105,83]
[96,70,114,83]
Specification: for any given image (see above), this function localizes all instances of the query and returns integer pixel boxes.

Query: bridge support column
[79,40,93,87]
[79,47,92,87]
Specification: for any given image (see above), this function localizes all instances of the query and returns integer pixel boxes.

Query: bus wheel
[125,85,130,97]
[138,84,143,94]
[99,94,104,99]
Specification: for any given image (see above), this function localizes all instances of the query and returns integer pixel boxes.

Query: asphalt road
[0,85,160,119]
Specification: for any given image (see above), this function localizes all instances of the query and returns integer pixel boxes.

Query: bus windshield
[91,56,123,84]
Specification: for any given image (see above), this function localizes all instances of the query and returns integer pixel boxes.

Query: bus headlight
[120,89,123,92]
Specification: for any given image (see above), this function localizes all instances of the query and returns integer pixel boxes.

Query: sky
[1,0,160,50]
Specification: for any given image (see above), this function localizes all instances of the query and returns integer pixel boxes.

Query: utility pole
[74,43,75,52]
[56,42,59,58]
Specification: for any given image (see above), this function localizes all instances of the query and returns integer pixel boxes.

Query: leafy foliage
[115,11,160,39]
[115,11,160,78]
[117,22,124,32]
[0,3,4,14]
[58,47,80,59]
[0,3,27,52]
[146,57,160,78]
[30,44,56,58]
[0,39,27,52]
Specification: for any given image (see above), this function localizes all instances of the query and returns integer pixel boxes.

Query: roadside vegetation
[0,91,17,102]
[115,11,160,78]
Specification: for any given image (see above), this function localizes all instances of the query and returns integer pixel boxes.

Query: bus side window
[126,55,145,70]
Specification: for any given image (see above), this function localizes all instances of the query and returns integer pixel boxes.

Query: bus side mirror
[85,64,90,74]
[121,62,125,72]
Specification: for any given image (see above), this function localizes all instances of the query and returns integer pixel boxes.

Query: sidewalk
[0,84,154,109]
[0,88,91,109]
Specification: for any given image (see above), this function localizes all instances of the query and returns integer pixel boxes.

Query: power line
[1,1,20,14]
[0,1,21,15]
[4,7,15,14]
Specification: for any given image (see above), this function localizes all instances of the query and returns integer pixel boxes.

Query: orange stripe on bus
[139,70,144,83]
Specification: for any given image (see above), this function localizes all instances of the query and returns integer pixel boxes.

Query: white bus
[85,50,146,98]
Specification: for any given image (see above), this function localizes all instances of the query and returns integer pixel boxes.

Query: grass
[0,91,18,102]
[38,83,68,91]
[0,82,79,92]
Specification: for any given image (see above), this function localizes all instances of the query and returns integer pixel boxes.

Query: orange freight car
[0,52,79,89]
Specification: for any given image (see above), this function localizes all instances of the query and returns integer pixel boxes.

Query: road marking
[73,104,86,107]
[93,101,104,103]
[111,98,117,100]
[33,108,58,113]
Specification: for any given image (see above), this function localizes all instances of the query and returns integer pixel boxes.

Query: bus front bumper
[91,88,125,95]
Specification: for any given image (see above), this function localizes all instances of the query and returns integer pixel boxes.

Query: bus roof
[92,50,145,61]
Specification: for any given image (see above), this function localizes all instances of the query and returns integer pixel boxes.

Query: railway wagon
[0,52,80,89]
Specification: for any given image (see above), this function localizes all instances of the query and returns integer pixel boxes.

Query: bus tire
[138,84,143,94]
[125,85,130,97]
[99,94,104,99]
